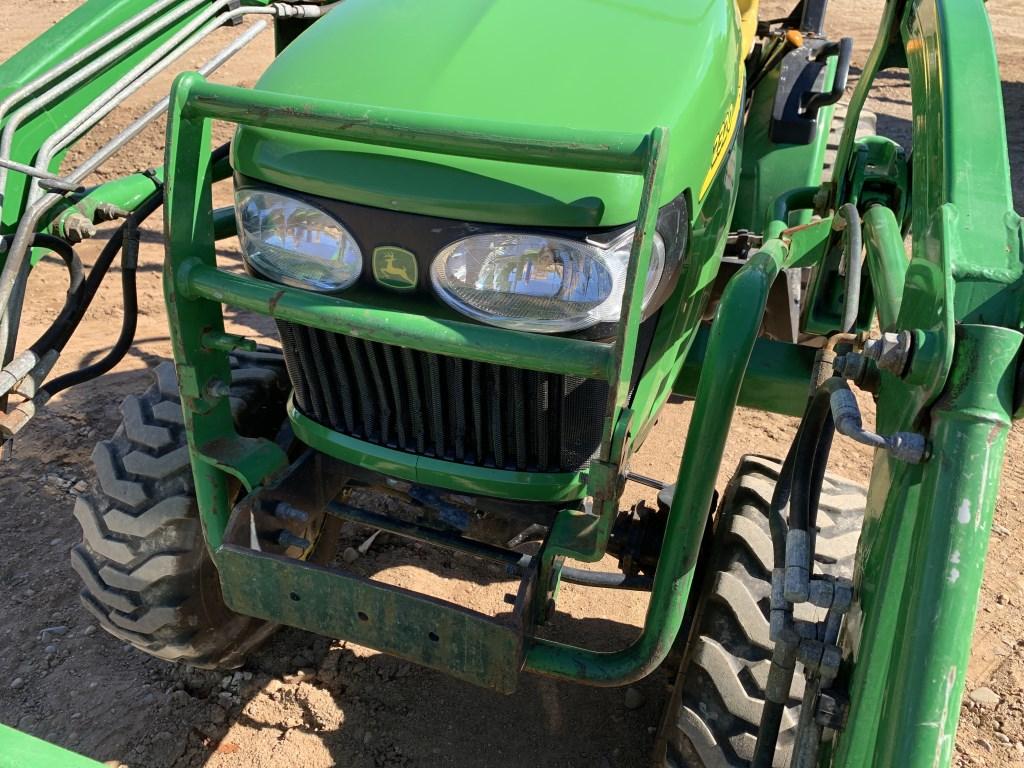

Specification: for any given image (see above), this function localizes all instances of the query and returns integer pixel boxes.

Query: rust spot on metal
[987,423,1002,446]
[268,290,286,314]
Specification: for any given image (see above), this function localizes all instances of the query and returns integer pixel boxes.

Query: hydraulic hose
[0,235,83,396]
[40,144,228,397]
[41,220,141,398]
[753,378,839,768]
[25,235,85,356]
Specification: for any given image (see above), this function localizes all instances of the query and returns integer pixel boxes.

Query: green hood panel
[233,0,741,227]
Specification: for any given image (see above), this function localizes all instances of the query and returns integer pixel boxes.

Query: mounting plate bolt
[62,213,96,244]
[815,689,851,730]
[277,530,311,550]
[273,502,309,522]
[863,331,913,376]
[206,379,231,399]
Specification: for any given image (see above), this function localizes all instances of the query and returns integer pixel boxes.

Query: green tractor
[0,0,1019,765]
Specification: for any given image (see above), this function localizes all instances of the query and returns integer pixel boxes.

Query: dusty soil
[0,1,1021,766]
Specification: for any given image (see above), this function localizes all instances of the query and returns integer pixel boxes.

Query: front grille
[278,321,607,473]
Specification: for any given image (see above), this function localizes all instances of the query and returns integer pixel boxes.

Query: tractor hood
[232,0,741,227]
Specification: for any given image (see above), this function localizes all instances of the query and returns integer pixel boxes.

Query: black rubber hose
[14,235,85,355]
[753,380,838,768]
[42,219,142,398]
[789,387,834,534]
[768,448,795,568]
[36,189,161,362]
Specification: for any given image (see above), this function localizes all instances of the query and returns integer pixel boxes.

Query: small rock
[969,687,1001,708]
[49,538,62,546]
[265,679,284,695]
[996,733,1011,745]
[83,625,96,637]
[70,712,81,720]
[72,480,89,493]
[342,547,360,564]
[977,738,993,752]
[39,625,68,641]
[10,677,24,690]
[43,644,57,655]
[623,686,645,710]
[209,705,227,725]
[363,731,373,745]
[170,690,192,707]
[992,522,1010,536]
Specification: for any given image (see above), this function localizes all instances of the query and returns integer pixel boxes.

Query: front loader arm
[826,1,1023,766]
[0,0,332,438]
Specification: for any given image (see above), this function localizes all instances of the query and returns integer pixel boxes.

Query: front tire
[656,455,865,767]
[71,353,291,669]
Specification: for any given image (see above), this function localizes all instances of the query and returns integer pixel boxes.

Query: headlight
[430,231,664,333]
[235,189,362,292]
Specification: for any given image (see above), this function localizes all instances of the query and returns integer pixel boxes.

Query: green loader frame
[0,0,1020,766]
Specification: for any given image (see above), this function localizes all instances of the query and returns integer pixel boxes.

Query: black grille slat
[362,340,392,447]
[487,365,505,469]
[446,357,466,462]
[511,369,527,471]
[344,336,377,440]
[277,322,312,413]
[539,373,553,472]
[470,361,484,465]
[400,347,427,454]
[297,328,335,428]
[380,344,408,450]
[320,330,356,433]
[279,322,606,474]
[425,354,445,458]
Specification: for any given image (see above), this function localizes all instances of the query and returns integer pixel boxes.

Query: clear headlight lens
[430,230,665,332]
[235,189,362,292]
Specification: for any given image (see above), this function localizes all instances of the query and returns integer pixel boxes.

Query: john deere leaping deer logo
[372,246,418,291]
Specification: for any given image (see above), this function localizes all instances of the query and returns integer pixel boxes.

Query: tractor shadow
[192,612,671,768]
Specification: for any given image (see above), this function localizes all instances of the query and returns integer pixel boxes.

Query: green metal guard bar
[183,264,611,380]
[180,78,652,174]
[523,240,786,685]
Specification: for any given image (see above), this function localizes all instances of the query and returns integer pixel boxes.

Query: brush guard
[158,67,797,693]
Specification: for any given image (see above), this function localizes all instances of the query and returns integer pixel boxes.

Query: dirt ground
[0,1,1021,766]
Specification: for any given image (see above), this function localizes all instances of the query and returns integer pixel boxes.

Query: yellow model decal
[699,70,744,201]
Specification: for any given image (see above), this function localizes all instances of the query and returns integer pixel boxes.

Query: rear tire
[656,455,865,767]
[71,352,292,669]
